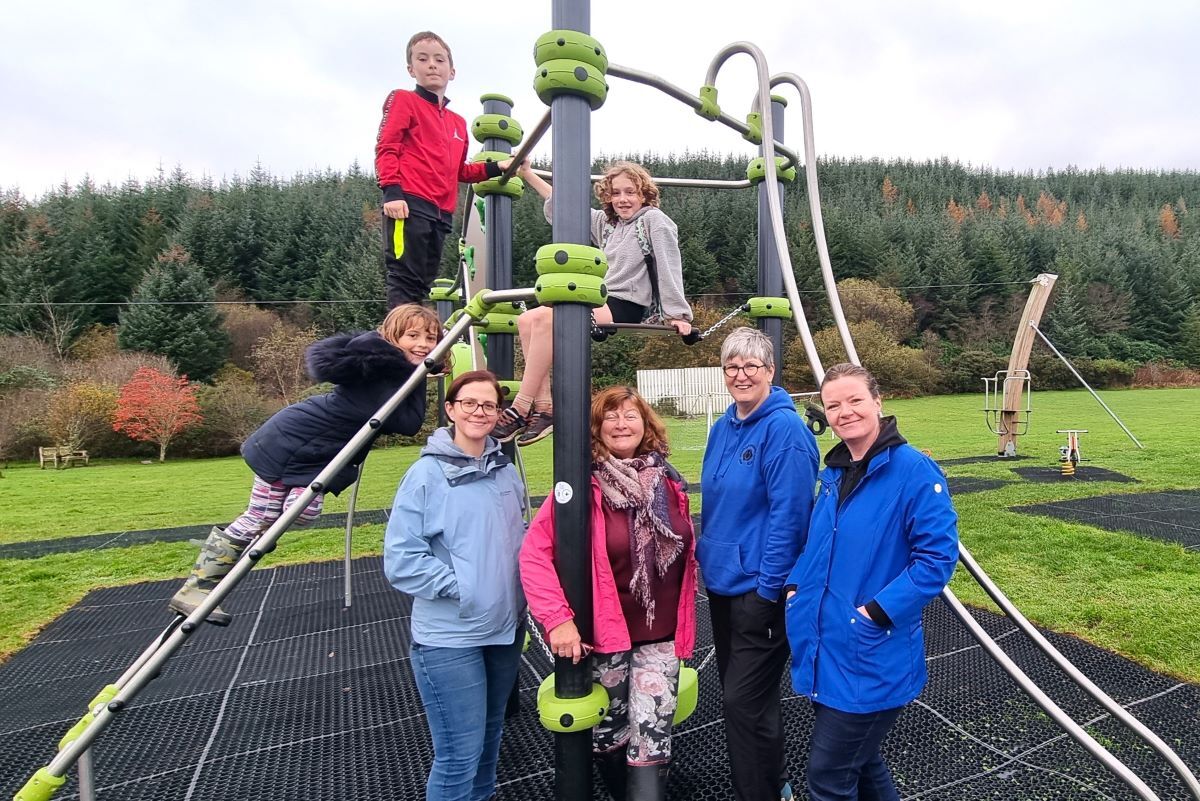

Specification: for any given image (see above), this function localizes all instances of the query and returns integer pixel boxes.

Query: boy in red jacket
[376,31,515,308]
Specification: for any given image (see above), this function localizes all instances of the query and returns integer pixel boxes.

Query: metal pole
[499,111,552,183]
[941,586,1162,801]
[757,95,786,382]
[550,2,595,799]
[1031,324,1144,448]
[605,62,800,171]
[956,546,1200,799]
[483,94,516,381]
[702,43,826,381]
[342,466,363,609]
[77,749,96,801]
[27,313,478,782]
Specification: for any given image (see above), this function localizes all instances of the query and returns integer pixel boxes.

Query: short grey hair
[720,327,774,370]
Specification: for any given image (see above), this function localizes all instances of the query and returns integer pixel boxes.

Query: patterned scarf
[595,451,684,628]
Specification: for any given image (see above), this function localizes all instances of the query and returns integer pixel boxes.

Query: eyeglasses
[453,399,499,416]
[723,363,765,378]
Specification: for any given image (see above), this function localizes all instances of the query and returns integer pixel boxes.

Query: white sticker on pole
[554,481,574,504]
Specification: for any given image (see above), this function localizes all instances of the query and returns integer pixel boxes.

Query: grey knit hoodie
[544,201,693,322]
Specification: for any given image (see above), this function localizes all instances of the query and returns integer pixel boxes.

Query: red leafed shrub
[113,368,202,462]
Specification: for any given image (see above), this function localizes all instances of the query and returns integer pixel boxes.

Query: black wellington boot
[595,748,628,801]
[627,763,668,801]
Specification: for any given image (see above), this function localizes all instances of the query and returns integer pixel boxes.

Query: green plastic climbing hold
[13,767,66,801]
[474,311,521,335]
[429,278,461,304]
[746,156,797,184]
[534,273,608,307]
[536,674,610,733]
[743,111,763,145]
[696,85,720,121]
[534,59,607,110]
[533,30,608,72]
[534,243,607,277]
[746,296,793,319]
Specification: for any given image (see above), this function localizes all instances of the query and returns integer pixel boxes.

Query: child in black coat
[169,304,440,625]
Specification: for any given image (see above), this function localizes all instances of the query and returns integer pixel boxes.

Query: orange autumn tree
[113,367,202,462]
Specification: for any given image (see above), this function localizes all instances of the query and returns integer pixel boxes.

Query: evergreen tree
[118,246,230,382]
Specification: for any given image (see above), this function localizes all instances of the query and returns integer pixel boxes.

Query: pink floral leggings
[224,476,324,544]
[592,641,680,765]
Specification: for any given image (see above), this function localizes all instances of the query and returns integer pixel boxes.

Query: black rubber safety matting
[937,454,1033,466]
[2,558,1197,800]
[1014,489,1200,550]
[945,477,1010,495]
[1012,466,1139,483]
[0,510,394,561]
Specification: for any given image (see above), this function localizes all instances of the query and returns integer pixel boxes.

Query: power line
[0,279,1035,308]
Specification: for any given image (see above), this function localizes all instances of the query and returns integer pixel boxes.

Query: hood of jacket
[420,427,512,486]
[305,330,416,385]
[723,384,796,428]
[824,415,907,469]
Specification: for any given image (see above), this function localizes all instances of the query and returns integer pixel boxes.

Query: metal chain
[699,304,749,340]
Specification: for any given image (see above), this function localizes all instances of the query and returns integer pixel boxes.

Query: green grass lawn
[1,387,1197,683]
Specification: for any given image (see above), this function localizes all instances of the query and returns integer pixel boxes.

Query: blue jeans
[411,634,524,801]
[807,702,904,801]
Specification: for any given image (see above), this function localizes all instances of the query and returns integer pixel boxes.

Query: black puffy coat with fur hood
[241,330,424,495]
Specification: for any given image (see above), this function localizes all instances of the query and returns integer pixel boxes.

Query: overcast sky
[2,0,1198,198]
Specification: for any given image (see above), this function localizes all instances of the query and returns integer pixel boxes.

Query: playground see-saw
[6,3,1199,800]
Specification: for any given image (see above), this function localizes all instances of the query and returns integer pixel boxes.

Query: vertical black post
[482,94,515,382]
[757,95,787,384]
[550,1,595,800]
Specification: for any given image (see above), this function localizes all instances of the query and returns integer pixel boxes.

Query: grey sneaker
[517,410,554,447]
[491,405,528,443]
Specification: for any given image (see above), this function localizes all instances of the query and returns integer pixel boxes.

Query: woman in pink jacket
[520,386,698,801]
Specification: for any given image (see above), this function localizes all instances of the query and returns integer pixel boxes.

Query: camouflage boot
[167,527,247,626]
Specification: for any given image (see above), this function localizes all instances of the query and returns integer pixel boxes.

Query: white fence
[636,367,729,416]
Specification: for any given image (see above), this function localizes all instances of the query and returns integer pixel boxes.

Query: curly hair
[594,161,661,225]
[590,386,670,464]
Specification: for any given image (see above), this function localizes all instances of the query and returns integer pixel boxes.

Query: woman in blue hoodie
[699,327,819,801]
[784,363,958,801]
[384,370,527,801]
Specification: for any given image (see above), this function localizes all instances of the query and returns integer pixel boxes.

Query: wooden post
[998,273,1058,455]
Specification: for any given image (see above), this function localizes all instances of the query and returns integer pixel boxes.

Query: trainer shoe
[491,405,528,443]
[517,410,554,447]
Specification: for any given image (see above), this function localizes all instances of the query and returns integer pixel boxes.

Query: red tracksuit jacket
[375,85,492,214]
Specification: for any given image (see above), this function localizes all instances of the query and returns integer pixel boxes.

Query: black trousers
[709,590,790,801]
[382,211,451,309]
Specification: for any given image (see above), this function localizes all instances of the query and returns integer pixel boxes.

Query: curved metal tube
[956,545,1200,799]
[941,584,1163,801]
[764,73,859,364]
[701,42,825,381]
[606,62,799,172]
[531,167,751,190]
[499,110,552,184]
[33,313,479,781]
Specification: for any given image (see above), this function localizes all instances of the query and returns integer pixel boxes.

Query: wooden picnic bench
[37,446,90,469]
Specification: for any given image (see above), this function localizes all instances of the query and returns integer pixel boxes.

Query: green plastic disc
[534,59,607,110]
[534,273,608,307]
[534,243,607,277]
[536,675,610,733]
[746,156,797,184]
[533,30,608,72]
[472,114,524,146]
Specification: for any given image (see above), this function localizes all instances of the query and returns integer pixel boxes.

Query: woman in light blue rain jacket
[384,370,526,801]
